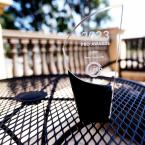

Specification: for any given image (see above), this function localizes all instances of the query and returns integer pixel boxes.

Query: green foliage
[0,11,17,30]
[0,0,110,32]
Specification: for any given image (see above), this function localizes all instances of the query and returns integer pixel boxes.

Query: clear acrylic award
[63,5,123,123]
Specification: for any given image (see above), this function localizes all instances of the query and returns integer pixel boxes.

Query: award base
[68,71,112,123]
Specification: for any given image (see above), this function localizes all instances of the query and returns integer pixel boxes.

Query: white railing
[2,28,119,78]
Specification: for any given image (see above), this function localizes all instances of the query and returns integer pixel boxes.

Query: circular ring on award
[85,62,102,77]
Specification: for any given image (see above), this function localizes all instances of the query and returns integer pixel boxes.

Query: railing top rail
[2,28,121,41]
[2,29,89,41]
[123,36,145,40]
[2,29,68,40]
[2,29,94,41]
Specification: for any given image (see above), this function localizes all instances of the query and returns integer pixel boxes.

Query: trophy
[63,5,123,123]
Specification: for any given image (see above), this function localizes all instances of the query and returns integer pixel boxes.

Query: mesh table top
[0,75,144,145]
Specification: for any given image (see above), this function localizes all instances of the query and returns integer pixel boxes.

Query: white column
[0,25,6,79]
[0,0,12,79]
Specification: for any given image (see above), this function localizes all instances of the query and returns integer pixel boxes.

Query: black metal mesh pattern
[0,75,144,145]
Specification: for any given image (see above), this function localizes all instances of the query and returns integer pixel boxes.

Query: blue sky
[110,0,145,38]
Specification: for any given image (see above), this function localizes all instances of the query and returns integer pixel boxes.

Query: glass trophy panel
[63,5,123,82]
[63,5,123,123]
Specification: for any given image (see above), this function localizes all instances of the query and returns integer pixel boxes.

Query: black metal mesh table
[0,75,144,145]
